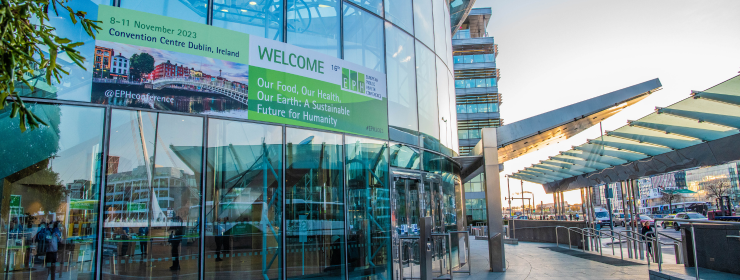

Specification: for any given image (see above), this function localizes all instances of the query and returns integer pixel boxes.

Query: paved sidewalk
[455,240,650,280]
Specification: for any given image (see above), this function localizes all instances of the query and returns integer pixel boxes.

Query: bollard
[618,234,623,260]
[674,242,683,264]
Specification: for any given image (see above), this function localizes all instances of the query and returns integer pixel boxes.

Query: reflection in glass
[104,110,203,279]
[386,23,418,133]
[345,136,390,280]
[383,0,413,34]
[436,58,451,148]
[285,128,344,279]
[347,0,383,16]
[287,0,341,58]
[432,0,447,60]
[416,44,439,139]
[17,0,102,102]
[389,144,420,170]
[0,104,104,280]
[121,0,208,23]
[205,119,282,279]
[343,5,385,72]
[212,0,283,41]
[412,0,434,50]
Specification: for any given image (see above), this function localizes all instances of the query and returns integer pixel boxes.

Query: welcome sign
[92,6,388,139]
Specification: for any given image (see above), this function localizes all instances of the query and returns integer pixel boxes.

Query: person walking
[641,221,655,257]
[169,217,184,271]
[45,222,64,280]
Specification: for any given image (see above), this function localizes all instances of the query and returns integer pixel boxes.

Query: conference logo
[341,67,366,94]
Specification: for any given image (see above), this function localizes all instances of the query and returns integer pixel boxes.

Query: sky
[472,0,740,207]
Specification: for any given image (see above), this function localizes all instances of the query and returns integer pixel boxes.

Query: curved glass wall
[385,23,419,140]
[342,5,385,72]
[0,103,104,280]
[287,0,341,58]
[121,0,208,23]
[4,0,466,278]
[412,0,434,50]
[383,0,413,34]
[212,0,284,41]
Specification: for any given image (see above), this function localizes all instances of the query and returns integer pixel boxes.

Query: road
[595,224,683,263]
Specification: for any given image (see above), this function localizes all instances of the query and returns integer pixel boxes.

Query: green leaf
[54,37,71,44]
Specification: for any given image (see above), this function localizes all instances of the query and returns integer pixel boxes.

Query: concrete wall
[507,220,589,249]
[681,223,740,275]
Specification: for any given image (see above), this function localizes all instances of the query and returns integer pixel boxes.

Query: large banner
[92,6,388,139]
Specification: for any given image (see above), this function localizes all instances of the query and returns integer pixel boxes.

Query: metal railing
[398,233,464,280]
[653,218,740,280]
[448,231,471,275]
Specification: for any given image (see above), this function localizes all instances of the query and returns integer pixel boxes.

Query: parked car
[613,213,626,227]
[516,215,529,220]
[639,215,655,227]
[672,212,708,231]
[660,214,676,229]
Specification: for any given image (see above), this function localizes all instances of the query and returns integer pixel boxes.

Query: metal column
[480,128,505,272]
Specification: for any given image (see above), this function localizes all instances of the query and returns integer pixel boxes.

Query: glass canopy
[511,75,740,185]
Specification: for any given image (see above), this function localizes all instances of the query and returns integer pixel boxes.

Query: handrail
[653,218,740,280]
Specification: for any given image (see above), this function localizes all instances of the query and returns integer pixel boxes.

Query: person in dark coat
[641,221,656,256]
[169,216,184,271]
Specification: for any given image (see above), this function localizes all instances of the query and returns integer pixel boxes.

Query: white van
[593,207,611,227]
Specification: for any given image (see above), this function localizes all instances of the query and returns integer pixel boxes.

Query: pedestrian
[138,227,148,256]
[569,214,573,221]
[641,221,655,257]
[169,216,183,271]
[46,221,64,280]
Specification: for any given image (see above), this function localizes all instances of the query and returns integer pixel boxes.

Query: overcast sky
[472,0,740,207]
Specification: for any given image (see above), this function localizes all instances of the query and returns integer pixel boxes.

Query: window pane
[287,0,341,58]
[465,80,475,88]
[456,104,466,114]
[390,144,420,170]
[385,23,418,132]
[412,0,434,50]
[489,103,498,113]
[18,0,103,102]
[489,78,497,87]
[205,119,282,279]
[473,55,484,63]
[454,80,464,88]
[346,0,383,16]
[0,104,104,280]
[104,110,203,278]
[467,104,477,113]
[478,103,488,113]
[343,5,385,72]
[457,130,468,140]
[384,0,413,34]
[285,129,344,279]
[469,129,481,139]
[453,56,463,64]
[212,0,283,41]
[436,57,451,148]
[345,136,390,280]
[432,0,448,60]
[484,53,495,62]
[476,79,486,87]
[121,0,207,23]
[416,43,439,139]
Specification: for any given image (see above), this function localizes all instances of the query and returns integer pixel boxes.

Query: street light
[516,191,535,218]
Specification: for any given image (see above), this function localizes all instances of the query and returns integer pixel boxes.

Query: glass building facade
[0,0,470,280]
